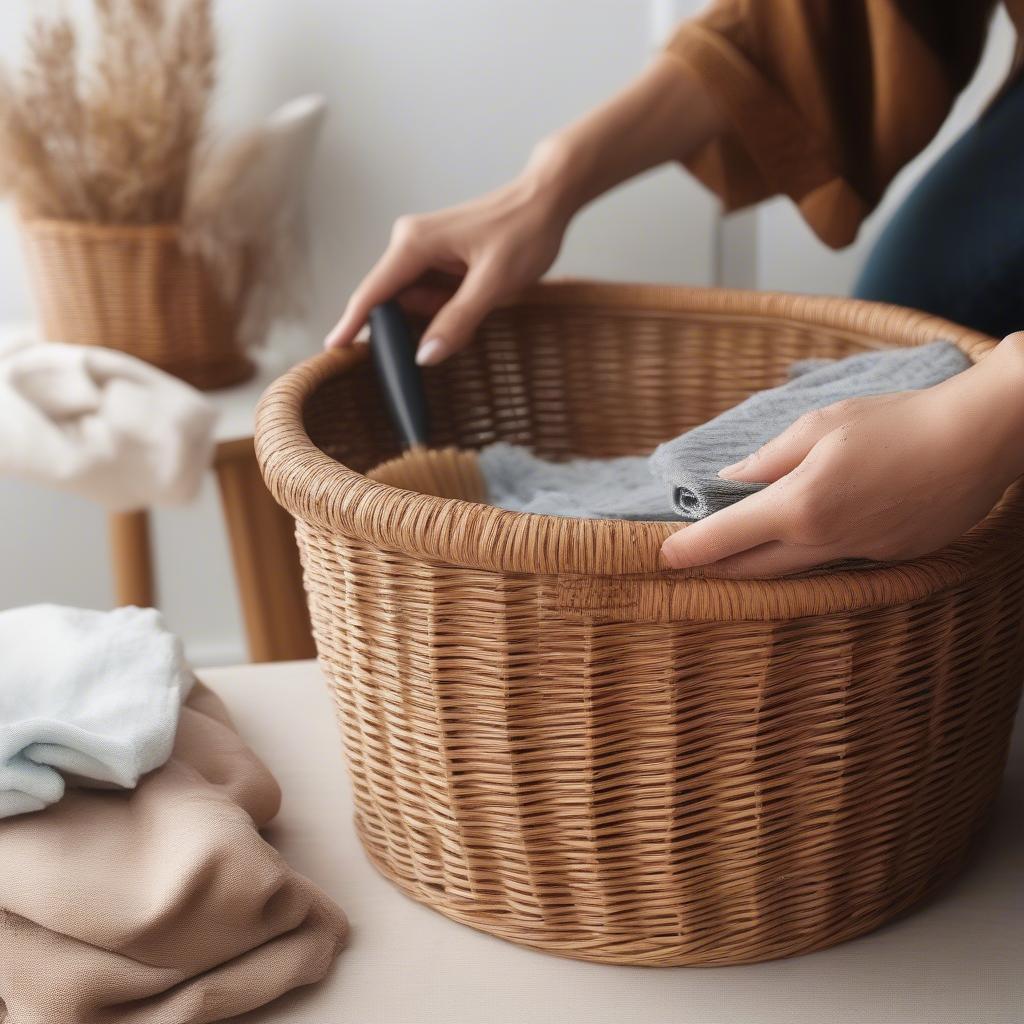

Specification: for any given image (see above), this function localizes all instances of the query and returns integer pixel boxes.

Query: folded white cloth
[0,328,217,512]
[0,604,194,819]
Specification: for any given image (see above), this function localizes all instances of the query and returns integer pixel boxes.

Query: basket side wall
[298,524,1024,965]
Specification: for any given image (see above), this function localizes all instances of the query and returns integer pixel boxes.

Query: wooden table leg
[108,509,157,608]
[214,437,315,663]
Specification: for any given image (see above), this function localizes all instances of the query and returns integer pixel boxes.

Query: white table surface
[202,660,1024,1024]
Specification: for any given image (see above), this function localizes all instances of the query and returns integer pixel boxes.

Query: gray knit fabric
[479,444,677,520]
[481,340,972,521]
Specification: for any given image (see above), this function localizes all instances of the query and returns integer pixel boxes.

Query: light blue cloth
[0,605,193,819]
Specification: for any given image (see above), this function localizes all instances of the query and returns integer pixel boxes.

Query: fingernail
[659,543,681,570]
[718,455,750,480]
[353,326,370,345]
[416,337,445,366]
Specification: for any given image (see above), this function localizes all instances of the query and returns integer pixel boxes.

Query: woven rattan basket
[257,282,1024,966]
[20,219,253,390]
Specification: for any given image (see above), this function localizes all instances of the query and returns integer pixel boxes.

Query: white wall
[0,1,713,664]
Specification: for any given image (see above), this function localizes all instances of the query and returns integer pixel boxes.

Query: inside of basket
[303,302,959,492]
[367,446,486,502]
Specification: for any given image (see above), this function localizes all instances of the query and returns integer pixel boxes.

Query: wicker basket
[256,282,1024,966]
[19,219,253,391]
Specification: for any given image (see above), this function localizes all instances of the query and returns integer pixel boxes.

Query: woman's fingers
[416,257,507,365]
[699,540,842,579]
[660,486,786,568]
[719,404,848,483]
[397,283,456,321]
[324,231,433,349]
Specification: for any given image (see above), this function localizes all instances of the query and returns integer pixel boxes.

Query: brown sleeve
[664,0,997,247]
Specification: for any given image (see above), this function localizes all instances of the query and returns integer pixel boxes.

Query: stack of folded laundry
[0,604,346,1023]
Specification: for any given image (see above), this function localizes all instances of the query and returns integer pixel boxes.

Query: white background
[0,1,1014,662]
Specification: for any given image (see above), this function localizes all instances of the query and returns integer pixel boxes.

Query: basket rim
[256,281,1021,617]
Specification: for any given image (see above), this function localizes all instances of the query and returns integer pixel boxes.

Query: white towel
[0,604,194,819]
[0,329,217,512]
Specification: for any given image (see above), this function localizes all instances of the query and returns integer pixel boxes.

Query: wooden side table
[213,437,313,662]
[108,510,157,609]
[107,345,316,663]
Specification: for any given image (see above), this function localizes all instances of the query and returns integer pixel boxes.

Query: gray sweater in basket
[481,340,972,521]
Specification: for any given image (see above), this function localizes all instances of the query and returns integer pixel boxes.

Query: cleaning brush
[366,301,486,501]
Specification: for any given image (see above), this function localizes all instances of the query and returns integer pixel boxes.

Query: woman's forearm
[523,55,726,223]
[935,332,1024,482]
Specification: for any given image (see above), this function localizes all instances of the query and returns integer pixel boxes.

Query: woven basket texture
[19,218,252,391]
[256,282,1024,965]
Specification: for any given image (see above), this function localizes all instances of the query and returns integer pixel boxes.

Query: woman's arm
[663,1,997,247]
[325,56,725,363]
[660,333,1024,577]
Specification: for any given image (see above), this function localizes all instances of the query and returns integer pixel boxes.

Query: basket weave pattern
[258,283,1024,965]
[20,219,252,391]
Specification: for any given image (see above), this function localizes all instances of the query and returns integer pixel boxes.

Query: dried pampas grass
[2,1,326,351]
[0,0,216,223]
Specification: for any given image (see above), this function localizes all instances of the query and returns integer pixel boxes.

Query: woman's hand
[661,334,1024,578]
[325,56,724,363]
[324,163,573,365]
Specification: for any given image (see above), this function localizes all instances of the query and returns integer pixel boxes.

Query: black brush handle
[369,301,430,449]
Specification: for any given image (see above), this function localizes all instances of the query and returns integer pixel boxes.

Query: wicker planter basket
[20,219,253,391]
[256,282,1024,966]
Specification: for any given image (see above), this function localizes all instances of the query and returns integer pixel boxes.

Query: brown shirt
[664,1,1023,247]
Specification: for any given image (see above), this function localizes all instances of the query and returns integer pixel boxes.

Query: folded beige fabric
[0,683,347,1024]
